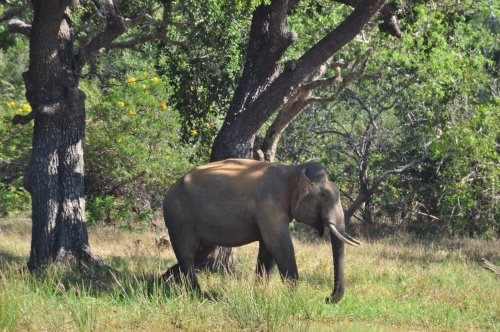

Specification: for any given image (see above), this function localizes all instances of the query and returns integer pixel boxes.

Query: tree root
[80,245,116,273]
[482,258,500,277]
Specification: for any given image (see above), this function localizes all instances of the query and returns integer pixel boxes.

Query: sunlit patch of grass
[0,217,499,331]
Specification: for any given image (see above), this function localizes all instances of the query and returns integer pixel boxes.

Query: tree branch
[256,48,372,161]
[7,18,31,36]
[238,0,386,140]
[333,0,402,37]
[12,112,34,125]
[109,33,183,50]
[77,0,171,66]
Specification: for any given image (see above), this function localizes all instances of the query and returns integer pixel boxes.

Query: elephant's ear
[296,168,316,209]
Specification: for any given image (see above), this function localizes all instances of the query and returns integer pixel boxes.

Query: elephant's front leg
[259,222,299,283]
[256,240,276,279]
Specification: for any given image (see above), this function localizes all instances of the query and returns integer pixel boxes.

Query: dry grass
[1,217,499,331]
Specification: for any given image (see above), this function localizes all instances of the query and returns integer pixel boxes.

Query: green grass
[0,217,499,331]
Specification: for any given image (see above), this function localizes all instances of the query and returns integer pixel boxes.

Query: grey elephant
[162,158,361,302]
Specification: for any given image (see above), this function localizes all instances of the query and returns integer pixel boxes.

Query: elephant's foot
[160,263,182,283]
[326,288,344,304]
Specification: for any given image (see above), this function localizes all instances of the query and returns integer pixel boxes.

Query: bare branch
[77,0,171,66]
[313,128,350,138]
[79,0,105,20]
[110,33,184,50]
[12,112,34,125]
[7,18,31,36]
[371,155,427,193]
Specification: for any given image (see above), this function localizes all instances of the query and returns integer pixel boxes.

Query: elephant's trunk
[328,233,345,303]
[326,217,361,303]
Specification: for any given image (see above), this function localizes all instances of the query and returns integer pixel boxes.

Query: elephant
[162,158,361,302]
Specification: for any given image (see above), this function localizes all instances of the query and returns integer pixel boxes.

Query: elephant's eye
[320,191,329,201]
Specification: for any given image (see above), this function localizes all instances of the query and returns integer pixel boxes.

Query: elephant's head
[292,162,361,302]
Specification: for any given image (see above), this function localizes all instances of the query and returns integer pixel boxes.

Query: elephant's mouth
[328,223,362,246]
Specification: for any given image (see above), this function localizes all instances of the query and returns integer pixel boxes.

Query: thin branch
[413,210,440,220]
[482,258,500,276]
[109,33,184,50]
[369,131,440,193]
[313,128,350,138]
[370,155,427,194]
[77,0,172,65]
[7,18,31,36]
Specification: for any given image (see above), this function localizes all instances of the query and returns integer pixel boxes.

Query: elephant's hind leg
[256,240,276,279]
[167,228,201,292]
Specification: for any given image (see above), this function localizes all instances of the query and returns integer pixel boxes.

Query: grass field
[1,217,499,331]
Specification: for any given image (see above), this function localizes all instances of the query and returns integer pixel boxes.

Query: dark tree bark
[22,0,102,270]
[202,0,387,273]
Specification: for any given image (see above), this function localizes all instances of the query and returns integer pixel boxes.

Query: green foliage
[431,104,499,236]
[85,195,148,229]
[83,63,194,211]
[156,0,253,158]
[286,1,351,61]
[0,37,31,216]
[0,180,30,216]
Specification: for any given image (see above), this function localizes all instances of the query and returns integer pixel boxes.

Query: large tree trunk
[210,0,297,161]
[22,0,102,271]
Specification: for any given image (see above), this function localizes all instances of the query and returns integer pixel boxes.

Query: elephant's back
[163,158,289,212]
[183,158,271,190]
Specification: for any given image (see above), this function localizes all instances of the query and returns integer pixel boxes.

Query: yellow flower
[142,84,148,89]
[151,76,160,83]
[127,77,137,84]
[190,129,198,136]
[7,101,16,108]
[160,102,168,110]
[22,103,32,112]
[128,109,138,116]
[117,101,125,107]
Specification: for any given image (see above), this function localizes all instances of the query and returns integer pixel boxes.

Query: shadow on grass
[24,254,218,303]
[0,248,28,269]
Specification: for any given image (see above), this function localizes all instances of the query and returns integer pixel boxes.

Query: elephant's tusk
[328,224,361,247]
[344,232,362,246]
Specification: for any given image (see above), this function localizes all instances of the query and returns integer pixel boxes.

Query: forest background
[0,0,498,239]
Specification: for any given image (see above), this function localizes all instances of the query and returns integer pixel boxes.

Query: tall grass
[0,217,498,331]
